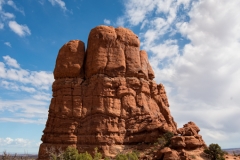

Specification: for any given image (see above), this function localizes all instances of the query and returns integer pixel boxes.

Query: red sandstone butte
[38,26,205,159]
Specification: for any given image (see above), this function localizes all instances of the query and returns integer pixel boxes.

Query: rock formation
[38,26,205,159]
[171,121,206,150]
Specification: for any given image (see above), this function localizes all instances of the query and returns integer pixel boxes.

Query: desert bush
[157,137,167,148]
[132,150,140,157]
[204,143,225,160]
[93,148,102,160]
[45,146,105,160]
[115,152,138,160]
[76,152,93,160]
[1,151,17,160]
[163,131,174,147]
[63,147,79,160]
[1,151,32,160]
[157,131,174,148]
[45,146,64,160]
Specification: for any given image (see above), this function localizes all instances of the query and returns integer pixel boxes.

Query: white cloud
[0,98,48,122]
[3,55,20,68]
[0,137,40,154]
[0,0,4,11]
[118,0,240,148]
[116,17,125,27]
[6,0,25,15]
[38,0,44,5]
[1,80,19,91]
[0,55,52,125]
[48,0,67,11]
[1,12,15,20]
[32,92,51,101]
[103,19,111,25]
[0,137,32,147]
[8,21,31,37]
[0,55,54,90]
[4,42,11,47]
[1,80,37,93]
[0,117,46,124]
[20,86,36,93]
[0,22,3,29]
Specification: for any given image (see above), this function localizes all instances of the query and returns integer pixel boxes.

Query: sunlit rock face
[38,26,178,159]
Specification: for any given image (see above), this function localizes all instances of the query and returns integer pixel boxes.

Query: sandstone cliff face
[38,26,204,159]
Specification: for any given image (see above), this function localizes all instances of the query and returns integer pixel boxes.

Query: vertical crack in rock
[38,26,206,159]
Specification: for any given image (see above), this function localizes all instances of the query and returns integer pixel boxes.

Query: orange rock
[171,121,206,150]
[54,40,85,79]
[38,26,178,159]
[156,147,180,160]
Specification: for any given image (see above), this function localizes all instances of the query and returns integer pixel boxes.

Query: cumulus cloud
[48,0,67,11]
[4,42,11,47]
[0,55,54,89]
[0,0,4,11]
[0,117,47,124]
[1,12,15,20]
[0,55,53,124]
[0,98,49,124]
[103,19,111,25]
[0,0,29,37]
[6,0,25,15]
[118,0,240,148]
[8,21,31,37]
[0,137,41,153]
[0,137,32,147]
[0,22,3,29]
[3,55,19,68]
[32,92,51,101]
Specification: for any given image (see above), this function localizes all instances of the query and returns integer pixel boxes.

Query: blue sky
[0,0,240,154]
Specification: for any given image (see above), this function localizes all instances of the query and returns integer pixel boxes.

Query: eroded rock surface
[37,26,201,159]
[171,121,206,150]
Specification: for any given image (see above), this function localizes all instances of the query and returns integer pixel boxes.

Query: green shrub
[126,152,138,160]
[157,131,174,148]
[204,143,225,160]
[132,150,140,157]
[93,148,102,160]
[63,146,79,160]
[157,137,167,148]
[77,152,93,160]
[45,146,139,160]
[115,152,138,160]
[163,131,174,147]
[115,153,128,160]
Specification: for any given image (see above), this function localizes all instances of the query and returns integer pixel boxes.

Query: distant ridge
[223,148,240,155]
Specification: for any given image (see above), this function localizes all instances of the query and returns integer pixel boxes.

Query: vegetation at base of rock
[115,152,138,160]
[46,146,139,160]
[0,151,35,160]
[46,146,102,160]
[62,147,78,160]
[204,143,225,160]
[157,131,174,148]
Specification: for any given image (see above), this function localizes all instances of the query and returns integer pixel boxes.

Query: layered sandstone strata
[38,26,189,159]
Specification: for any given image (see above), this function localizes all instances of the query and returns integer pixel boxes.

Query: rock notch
[38,26,205,159]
